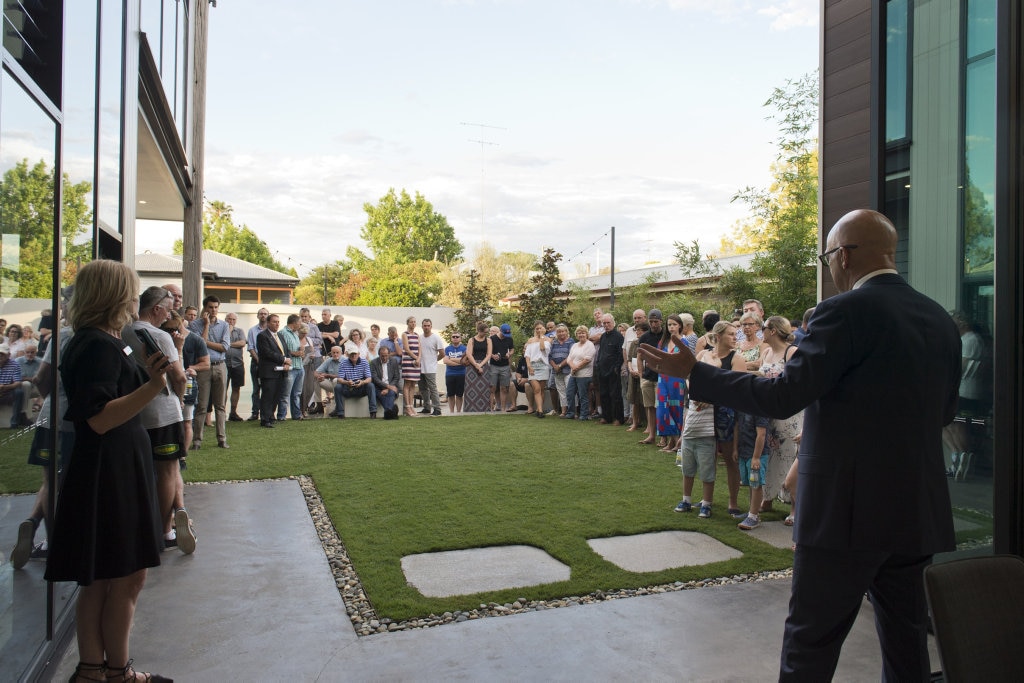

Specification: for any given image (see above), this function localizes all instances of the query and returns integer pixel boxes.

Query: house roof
[136,250,299,285]
[562,253,757,292]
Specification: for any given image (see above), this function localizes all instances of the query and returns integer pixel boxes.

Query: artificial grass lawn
[1,415,795,622]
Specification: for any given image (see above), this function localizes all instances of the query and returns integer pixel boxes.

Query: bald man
[640,210,960,681]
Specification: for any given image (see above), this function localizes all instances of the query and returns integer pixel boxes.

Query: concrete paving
[49,479,939,681]
[587,530,742,573]
[402,546,570,598]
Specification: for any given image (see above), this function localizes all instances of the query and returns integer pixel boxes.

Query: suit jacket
[256,328,287,379]
[370,356,403,393]
[688,274,961,555]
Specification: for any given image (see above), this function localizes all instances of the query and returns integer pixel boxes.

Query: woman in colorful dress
[656,314,686,453]
[738,311,769,372]
[757,315,801,515]
[401,316,421,417]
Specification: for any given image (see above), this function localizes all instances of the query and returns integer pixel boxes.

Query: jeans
[334,382,377,415]
[565,375,591,419]
[279,366,303,419]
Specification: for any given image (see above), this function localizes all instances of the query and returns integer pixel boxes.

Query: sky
[136,0,820,278]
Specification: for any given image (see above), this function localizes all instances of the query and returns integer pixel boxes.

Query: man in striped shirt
[330,346,376,418]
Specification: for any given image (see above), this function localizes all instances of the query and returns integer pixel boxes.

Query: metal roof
[135,250,299,284]
[562,253,757,291]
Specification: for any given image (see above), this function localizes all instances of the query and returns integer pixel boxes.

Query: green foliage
[963,164,994,274]
[674,240,721,279]
[515,248,568,332]
[715,267,761,318]
[352,277,430,307]
[293,261,356,305]
[173,200,297,276]
[610,272,664,320]
[0,158,92,298]
[729,71,819,319]
[361,188,463,265]
[444,269,494,341]
[562,282,596,329]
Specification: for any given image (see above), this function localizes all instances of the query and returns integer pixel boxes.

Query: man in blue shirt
[331,347,376,418]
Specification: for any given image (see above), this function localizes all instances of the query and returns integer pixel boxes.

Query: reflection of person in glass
[943,310,991,481]
[44,260,173,683]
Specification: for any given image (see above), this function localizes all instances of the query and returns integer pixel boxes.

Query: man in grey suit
[370,346,404,419]
[640,209,961,681]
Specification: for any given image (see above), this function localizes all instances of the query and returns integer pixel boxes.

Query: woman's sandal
[105,660,172,683]
[69,662,106,682]
[638,437,656,445]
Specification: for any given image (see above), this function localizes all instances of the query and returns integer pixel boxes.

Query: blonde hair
[709,320,737,345]
[764,315,795,343]
[68,260,138,332]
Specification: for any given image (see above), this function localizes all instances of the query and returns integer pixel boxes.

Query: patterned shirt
[0,357,23,385]
[337,357,371,383]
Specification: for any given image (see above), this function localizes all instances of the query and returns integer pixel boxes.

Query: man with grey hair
[735,299,765,343]
[595,313,624,425]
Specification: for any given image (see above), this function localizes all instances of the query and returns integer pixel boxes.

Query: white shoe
[174,508,197,554]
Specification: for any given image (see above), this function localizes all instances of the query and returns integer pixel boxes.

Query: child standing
[673,397,717,518]
[736,410,773,529]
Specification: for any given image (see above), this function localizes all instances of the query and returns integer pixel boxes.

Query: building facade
[0,2,209,678]
[821,0,1022,555]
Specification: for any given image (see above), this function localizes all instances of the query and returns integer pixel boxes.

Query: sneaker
[547,409,559,416]
[561,413,575,419]
[432,409,442,416]
[174,509,197,555]
[10,519,36,569]
[419,408,431,415]
[674,500,692,513]
[738,514,760,530]
[28,542,48,560]
[728,508,746,518]
[698,504,712,518]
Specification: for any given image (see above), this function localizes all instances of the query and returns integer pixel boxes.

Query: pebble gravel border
[291,475,795,637]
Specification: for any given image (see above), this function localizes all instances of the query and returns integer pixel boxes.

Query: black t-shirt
[317,321,341,354]
[638,330,662,381]
[490,335,514,366]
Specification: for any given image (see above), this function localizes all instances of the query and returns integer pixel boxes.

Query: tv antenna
[461,122,507,241]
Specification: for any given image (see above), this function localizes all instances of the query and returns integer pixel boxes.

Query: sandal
[70,662,106,682]
[105,660,172,683]
[638,437,656,445]
[784,514,795,527]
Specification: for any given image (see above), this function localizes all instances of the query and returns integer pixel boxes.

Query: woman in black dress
[46,260,173,683]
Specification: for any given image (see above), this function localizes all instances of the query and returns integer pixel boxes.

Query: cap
[344,342,359,355]
[500,323,512,335]
[647,309,663,320]
[0,342,10,354]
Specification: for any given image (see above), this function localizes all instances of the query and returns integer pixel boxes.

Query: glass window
[239,288,259,303]
[885,0,910,143]
[96,0,123,237]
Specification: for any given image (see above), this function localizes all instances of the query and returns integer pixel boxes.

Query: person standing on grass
[443,332,467,413]
[417,318,444,416]
[639,209,960,681]
[489,323,515,412]
[246,308,269,421]
[188,295,230,449]
[595,313,624,425]
[523,321,551,417]
[224,312,247,422]
[256,314,288,428]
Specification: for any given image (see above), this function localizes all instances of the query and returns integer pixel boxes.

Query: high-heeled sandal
[69,662,106,682]
[105,659,172,683]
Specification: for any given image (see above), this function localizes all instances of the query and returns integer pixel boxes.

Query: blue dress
[656,342,686,437]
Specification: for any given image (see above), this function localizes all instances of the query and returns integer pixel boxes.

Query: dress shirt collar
[852,268,899,290]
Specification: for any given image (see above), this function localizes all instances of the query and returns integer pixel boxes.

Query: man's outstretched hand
[637,334,698,379]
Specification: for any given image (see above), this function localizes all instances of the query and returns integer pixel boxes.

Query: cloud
[644,0,819,30]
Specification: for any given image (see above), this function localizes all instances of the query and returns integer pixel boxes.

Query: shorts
[148,422,186,462]
[489,364,511,389]
[227,362,245,387]
[445,374,466,397]
[681,436,716,482]
[27,427,75,468]
[182,404,195,421]
[739,452,772,488]
[640,378,657,407]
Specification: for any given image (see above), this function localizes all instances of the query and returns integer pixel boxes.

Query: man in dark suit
[370,345,403,418]
[595,313,625,425]
[256,313,290,428]
[640,210,961,681]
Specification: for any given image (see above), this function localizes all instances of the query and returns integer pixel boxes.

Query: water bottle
[749,470,759,487]
[186,375,194,393]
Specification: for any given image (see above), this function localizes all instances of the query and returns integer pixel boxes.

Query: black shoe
[419,408,431,414]
[229,413,243,422]
[370,412,377,419]
[247,415,260,422]
[218,442,230,449]
[261,422,275,428]
[432,409,442,416]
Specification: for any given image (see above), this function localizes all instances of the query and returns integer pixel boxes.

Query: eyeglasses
[818,244,858,268]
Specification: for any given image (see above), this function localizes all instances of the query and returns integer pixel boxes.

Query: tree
[444,269,495,341]
[0,159,92,298]
[436,242,538,308]
[515,248,567,333]
[729,71,819,319]
[173,200,297,276]
[674,240,721,279]
[359,188,463,265]
[292,261,356,305]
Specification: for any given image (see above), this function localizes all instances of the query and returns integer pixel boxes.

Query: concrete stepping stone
[587,531,741,573]
[402,545,570,598]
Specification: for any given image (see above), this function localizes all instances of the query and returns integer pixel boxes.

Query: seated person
[315,345,344,398]
[331,346,376,418]
[0,342,24,426]
[370,346,403,418]
[510,353,534,409]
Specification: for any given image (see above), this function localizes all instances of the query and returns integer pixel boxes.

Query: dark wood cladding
[820,0,874,299]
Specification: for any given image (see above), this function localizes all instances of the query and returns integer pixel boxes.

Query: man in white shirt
[417,319,445,416]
